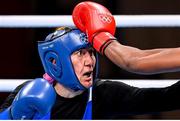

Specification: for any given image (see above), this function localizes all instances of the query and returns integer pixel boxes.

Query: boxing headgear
[38,27,92,91]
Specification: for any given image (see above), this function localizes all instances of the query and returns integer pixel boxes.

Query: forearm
[96,80,180,115]
[104,41,180,74]
[129,81,180,113]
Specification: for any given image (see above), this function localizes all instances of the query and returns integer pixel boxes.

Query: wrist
[92,32,116,55]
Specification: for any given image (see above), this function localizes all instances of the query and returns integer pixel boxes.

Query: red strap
[93,32,116,54]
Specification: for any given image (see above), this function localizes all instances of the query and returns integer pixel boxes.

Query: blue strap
[83,100,92,119]
[83,87,92,120]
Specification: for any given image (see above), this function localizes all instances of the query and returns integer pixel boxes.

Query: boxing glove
[0,107,11,119]
[72,1,117,54]
[0,78,56,119]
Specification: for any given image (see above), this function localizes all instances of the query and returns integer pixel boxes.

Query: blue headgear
[38,27,97,91]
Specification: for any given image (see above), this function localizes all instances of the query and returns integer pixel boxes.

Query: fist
[11,78,56,119]
[72,1,116,54]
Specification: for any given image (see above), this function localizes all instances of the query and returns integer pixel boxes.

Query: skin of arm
[104,40,180,74]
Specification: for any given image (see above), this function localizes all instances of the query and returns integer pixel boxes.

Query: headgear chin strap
[38,27,92,91]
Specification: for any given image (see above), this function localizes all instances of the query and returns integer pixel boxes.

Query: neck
[54,83,84,98]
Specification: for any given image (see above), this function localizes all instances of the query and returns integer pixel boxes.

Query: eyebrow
[72,47,94,54]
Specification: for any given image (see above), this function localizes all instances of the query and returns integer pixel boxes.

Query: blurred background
[0,0,180,119]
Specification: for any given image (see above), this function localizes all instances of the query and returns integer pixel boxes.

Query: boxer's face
[71,47,96,88]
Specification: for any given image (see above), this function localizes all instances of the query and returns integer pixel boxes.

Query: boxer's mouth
[83,71,93,77]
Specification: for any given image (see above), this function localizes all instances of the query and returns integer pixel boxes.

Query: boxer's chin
[81,75,93,88]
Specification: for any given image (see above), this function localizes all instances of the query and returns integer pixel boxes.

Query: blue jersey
[35,87,92,120]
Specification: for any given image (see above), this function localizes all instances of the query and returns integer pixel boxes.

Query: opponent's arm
[105,41,180,74]
[72,1,180,74]
[94,80,180,116]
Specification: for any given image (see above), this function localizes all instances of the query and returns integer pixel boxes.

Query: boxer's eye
[73,48,93,57]
[75,50,83,56]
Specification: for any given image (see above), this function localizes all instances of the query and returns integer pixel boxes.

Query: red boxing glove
[72,1,116,54]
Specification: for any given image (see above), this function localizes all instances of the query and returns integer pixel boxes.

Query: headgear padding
[38,27,91,90]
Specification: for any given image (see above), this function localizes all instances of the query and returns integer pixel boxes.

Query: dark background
[0,0,180,119]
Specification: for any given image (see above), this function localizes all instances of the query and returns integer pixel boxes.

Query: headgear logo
[80,33,88,43]
[99,15,112,23]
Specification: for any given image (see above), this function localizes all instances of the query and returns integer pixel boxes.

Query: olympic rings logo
[80,33,88,43]
[99,15,112,23]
